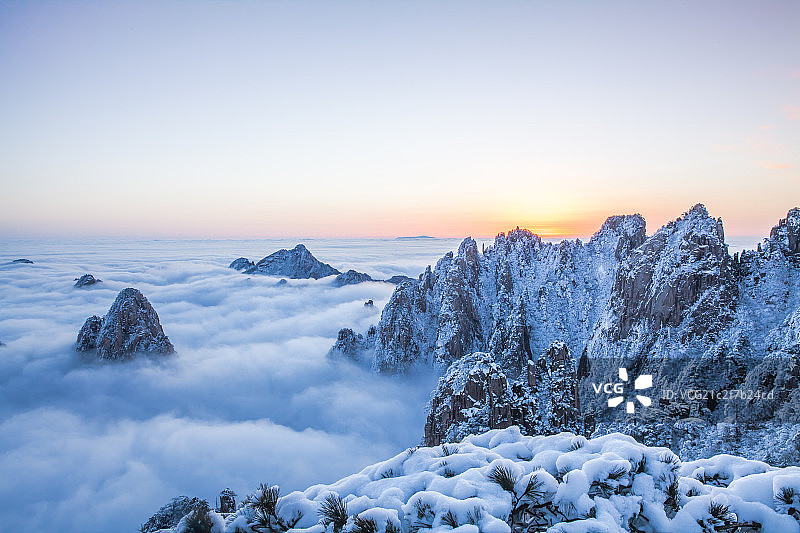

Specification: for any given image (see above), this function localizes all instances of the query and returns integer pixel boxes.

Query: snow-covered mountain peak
[768,207,800,256]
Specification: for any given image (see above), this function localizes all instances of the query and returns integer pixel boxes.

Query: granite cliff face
[424,341,580,446]
[349,205,799,375]
[769,207,800,257]
[587,204,737,357]
[367,213,645,375]
[76,288,174,360]
[333,205,800,451]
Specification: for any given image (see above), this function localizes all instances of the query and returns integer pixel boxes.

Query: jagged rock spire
[76,288,174,360]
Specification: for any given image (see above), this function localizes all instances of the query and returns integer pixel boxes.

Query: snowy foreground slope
[151,427,800,533]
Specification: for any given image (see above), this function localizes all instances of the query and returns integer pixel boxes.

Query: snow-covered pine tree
[535,341,580,434]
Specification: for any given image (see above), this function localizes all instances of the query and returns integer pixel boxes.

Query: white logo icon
[607,367,652,413]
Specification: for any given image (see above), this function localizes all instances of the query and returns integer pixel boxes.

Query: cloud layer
[0,239,462,533]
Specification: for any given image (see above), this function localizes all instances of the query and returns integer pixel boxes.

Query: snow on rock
[244,244,340,279]
[361,214,646,375]
[331,205,800,463]
[73,273,101,287]
[147,427,800,533]
[348,205,800,374]
[76,315,103,351]
[768,208,800,257]
[327,327,377,363]
[75,287,174,360]
[140,496,211,533]
[334,270,375,287]
[387,275,416,285]
[229,257,255,271]
[588,203,736,357]
[424,344,582,447]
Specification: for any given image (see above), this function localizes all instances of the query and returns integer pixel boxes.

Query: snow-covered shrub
[145,427,800,533]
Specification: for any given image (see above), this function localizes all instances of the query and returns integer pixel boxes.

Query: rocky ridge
[334,269,374,287]
[332,205,800,453]
[230,244,413,286]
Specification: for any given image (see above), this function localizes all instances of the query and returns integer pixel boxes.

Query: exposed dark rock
[598,204,736,345]
[372,279,427,373]
[217,488,236,514]
[424,342,581,446]
[74,274,101,288]
[367,214,645,375]
[140,496,208,533]
[333,269,374,287]
[11,258,33,264]
[229,257,255,271]
[424,352,524,446]
[76,315,103,352]
[385,275,415,285]
[531,341,581,432]
[488,292,532,378]
[333,204,800,452]
[577,348,590,379]
[327,326,376,363]
[76,288,174,360]
[276,278,288,286]
[598,214,647,260]
[364,299,374,308]
[768,207,800,257]
[249,244,340,279]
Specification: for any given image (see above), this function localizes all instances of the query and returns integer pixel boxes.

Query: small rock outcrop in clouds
[333,269,374,287]
[74,274,101,288]
[231,244,340,279]
[327,326,376,363]
[76,288,174,360]
[386,274,415,285]
[10,258,34,264]
[228,257,254,271]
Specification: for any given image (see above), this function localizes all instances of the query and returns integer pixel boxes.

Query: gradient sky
[1,0,798,239]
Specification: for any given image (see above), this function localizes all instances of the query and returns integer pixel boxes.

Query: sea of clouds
[0,237,502,533]
[0,232,762,533]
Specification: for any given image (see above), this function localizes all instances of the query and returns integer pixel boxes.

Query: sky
[0,0,798,239]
